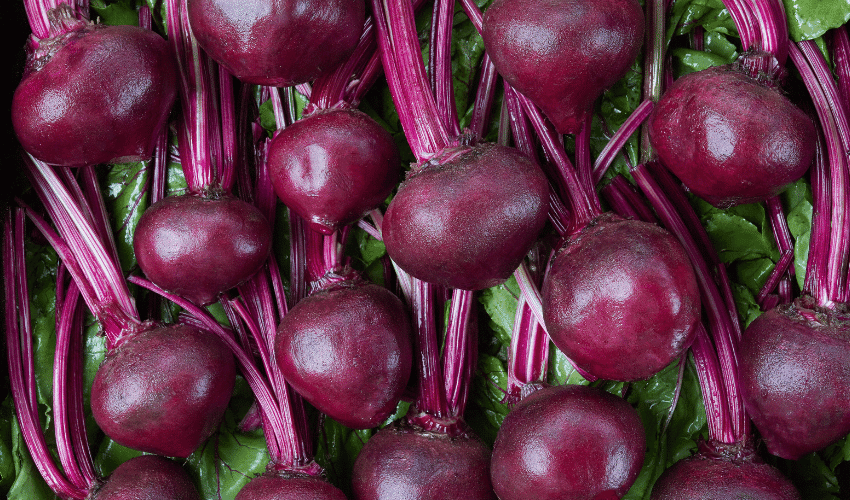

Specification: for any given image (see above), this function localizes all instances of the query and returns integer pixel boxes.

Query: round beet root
[352,424,496,500]
[651,448,800,500]
[648,64,816,208]
[542,214,701,381]
[491,384,645,500]
[382,143,549,291]
[268,108,400,234]
[12,15,177,167]
[482,0,643,134]
[275,276,412,429]
[738,297,850,460]
[187,0,364,86]
[92,455,201,500]
[236,471,347,500]
[90,324,236,458]
[133,194,272,305]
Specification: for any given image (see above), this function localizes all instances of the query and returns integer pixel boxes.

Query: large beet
[236,472,347,500]
[382,143,549,291]
[268,108,400,234]
[352,424,496,500]
[738,297,850,460]
[133,194,272,305]
[648,64,816,207]
[482,0,643,134]
[542,214,701,381]
[490,384,645,500]
[651,448,800,500]
[275,276,413,429]
[92,455,201,500]
[90,324,236,458]
[12,13,177,167]
[187,0,364,86]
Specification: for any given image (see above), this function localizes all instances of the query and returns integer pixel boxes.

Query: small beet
[236,471,347,500]
[187,0,364,86]
[133,194,272,305]
[90,324,236,458]
[92,455,201,500]
[491,384,645,500]
[482,0,644,134]
[352,424,496,500]
[12,13,177,167]
[738,297,850,460]
[648,64,816,207]
[275,276,413,429]
[382,143,549,291]
[542,214,701,381]
[651,450,800,500]
[268,108,400,234]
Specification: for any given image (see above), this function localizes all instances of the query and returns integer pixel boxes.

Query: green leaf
[782,0,850,41]
[103,161,149,274]
[90,0,140,26]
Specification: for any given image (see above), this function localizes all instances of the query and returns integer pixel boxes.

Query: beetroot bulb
[91,455,201,500]
[13,4,177,167]
[236,473,346,500]
[187,0,364,86]
[482,0,644,134]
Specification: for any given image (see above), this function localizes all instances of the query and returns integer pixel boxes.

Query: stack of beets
[8,0,850,497]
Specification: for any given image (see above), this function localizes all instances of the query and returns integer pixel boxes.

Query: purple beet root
[651,444,800,500]
[133,194,272,305]
[352,424,496,500]
[648,63,816,208]
[491,384,645,500]
[236,472,347,500]
[542,214,701,381]
[187,0,364,86]
[92,455,201,500]
[275,276,412,429]
[12,15,177,167]
[382,143,549,291]
[90,324,236,458]
[268,108,400,234]
[482,0,643,134]
[738,297,850,460]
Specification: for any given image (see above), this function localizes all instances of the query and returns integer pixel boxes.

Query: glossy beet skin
[187,0,364,86]
[491,384,645,500]
[651,452,801,499]
[90,324,236,458]
[268,108,401,234]
[738,297,850,460]
[91,455,201,500]
[382,143,549,291]
[275,278,413,429]
[236,472,347,500]
[352,424,496,500]
[12,20,177,167]
[482,0,643,134]
[648,64,816,207]
[133,194,272,305]
[542,214,701,381]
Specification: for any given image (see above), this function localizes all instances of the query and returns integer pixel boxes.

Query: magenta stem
[602,175,658,223]
[640,0,666,163]
[592,100,654,184]
[721,0,759,51]
[691,324,735,444]
[443,289,476,418]
[575,114,595,199]
[411,278,449,418]
[429,0,461,136]
[469,55,499,140]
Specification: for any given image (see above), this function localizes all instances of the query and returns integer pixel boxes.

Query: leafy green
[782,0,850,41]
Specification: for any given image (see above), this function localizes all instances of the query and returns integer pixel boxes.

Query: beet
[12,15,177,167]
[133,194,272,306]
[542,214,701,381]
[90,324,236,458]
[236,472,347,500]
[268,108,400,234]
[92,455,201,500]
[275,277,413,429]
[482,0,643,134]
[491,384,645,500]
[648,64,816,208]
[382,143,549,291]
[738,298,850,460]
[352,424,496,500]
[187,0,364,86]
[651,449,801,500]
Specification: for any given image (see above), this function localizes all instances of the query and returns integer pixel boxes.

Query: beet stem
[640,0,666,163]
[411,279,449,418]
[443,289,476,417]
[469,55,499,140]
[429,0,462,137]
[691,325,735,444]
[591,100,654,184]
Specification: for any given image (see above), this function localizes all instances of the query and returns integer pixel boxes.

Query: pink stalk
[443,289,477,417]
[468,55,499,140]
[429,0,461,136]
[591,100,654,184]
[640,0,666,163]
